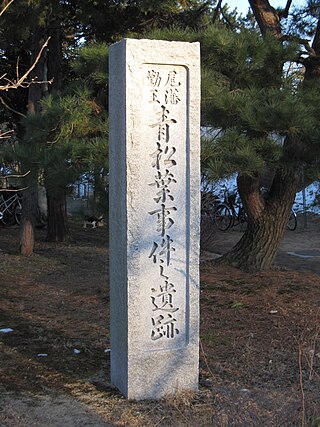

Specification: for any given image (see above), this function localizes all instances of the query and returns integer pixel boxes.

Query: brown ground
[0,216,319,427]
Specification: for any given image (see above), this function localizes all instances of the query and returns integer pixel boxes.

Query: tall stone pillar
[109,38,200,400]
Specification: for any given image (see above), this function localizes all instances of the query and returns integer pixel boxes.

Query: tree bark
[47,12,63,94]
[217,164,301,271]
[249,0,281,37]
[303,12,320,82]
[46,190,69,242]
[27,26,49,114]
[44,9,69,242]
[19,187,37,256]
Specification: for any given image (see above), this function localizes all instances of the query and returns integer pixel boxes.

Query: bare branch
[0,37,52,91]
[0,0,14,18]
[0,95,26,118]
[1,2,52,93]
[0,130,14,139]
[16,55,19,82]
[0,171,30,179]
[278,0,293,19]
[0,186,28,192]
[0,170,30,192]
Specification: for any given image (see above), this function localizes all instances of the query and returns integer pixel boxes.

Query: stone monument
[109,38,200,400]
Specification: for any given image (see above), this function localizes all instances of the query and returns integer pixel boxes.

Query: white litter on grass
[0,328,14,333]
[104,349,111,353]
[73,349,81,354]
[287,251,314,259]
[269,310,278,314]
[37,353,48,357]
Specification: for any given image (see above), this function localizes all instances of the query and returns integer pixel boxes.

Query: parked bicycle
[212,188,244,231]
[0,171,30,226]
[0,189,23,226]
[213,187,297,231]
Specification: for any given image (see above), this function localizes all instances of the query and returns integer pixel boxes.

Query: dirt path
[202,213,320,274]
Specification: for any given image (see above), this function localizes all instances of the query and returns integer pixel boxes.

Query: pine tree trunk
[19,187,37,256]
[217,202,291,271]
[44,9,67,242]
[19,27,48,255]
[46,190,69,242]
[217,163,300,271]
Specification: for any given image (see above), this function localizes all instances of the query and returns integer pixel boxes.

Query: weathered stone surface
[109,38,200,400]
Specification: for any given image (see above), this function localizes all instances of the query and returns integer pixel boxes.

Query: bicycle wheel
[0,206,16,226]
[214,204,233,231]
[287,210,297,231]
[0,210,4,225]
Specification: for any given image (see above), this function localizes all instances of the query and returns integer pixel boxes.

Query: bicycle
[214,187,298,232]
[287,209,297,231]
[0,189,23,226]
[214,189,246,231]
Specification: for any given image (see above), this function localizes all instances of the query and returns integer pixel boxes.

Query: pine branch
[281,35,316,57]
[212,0,223,24]
[219,4,236,29]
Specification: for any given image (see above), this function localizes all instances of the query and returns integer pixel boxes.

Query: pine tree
[146,2,320,271]
[20,83,108,241]
[215,0,320,271]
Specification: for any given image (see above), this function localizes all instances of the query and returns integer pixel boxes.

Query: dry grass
[0,219,320,426]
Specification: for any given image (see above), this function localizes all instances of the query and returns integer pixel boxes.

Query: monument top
[109,37,200,63]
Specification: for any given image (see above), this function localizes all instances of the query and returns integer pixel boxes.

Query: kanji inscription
[143,64,188,348]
